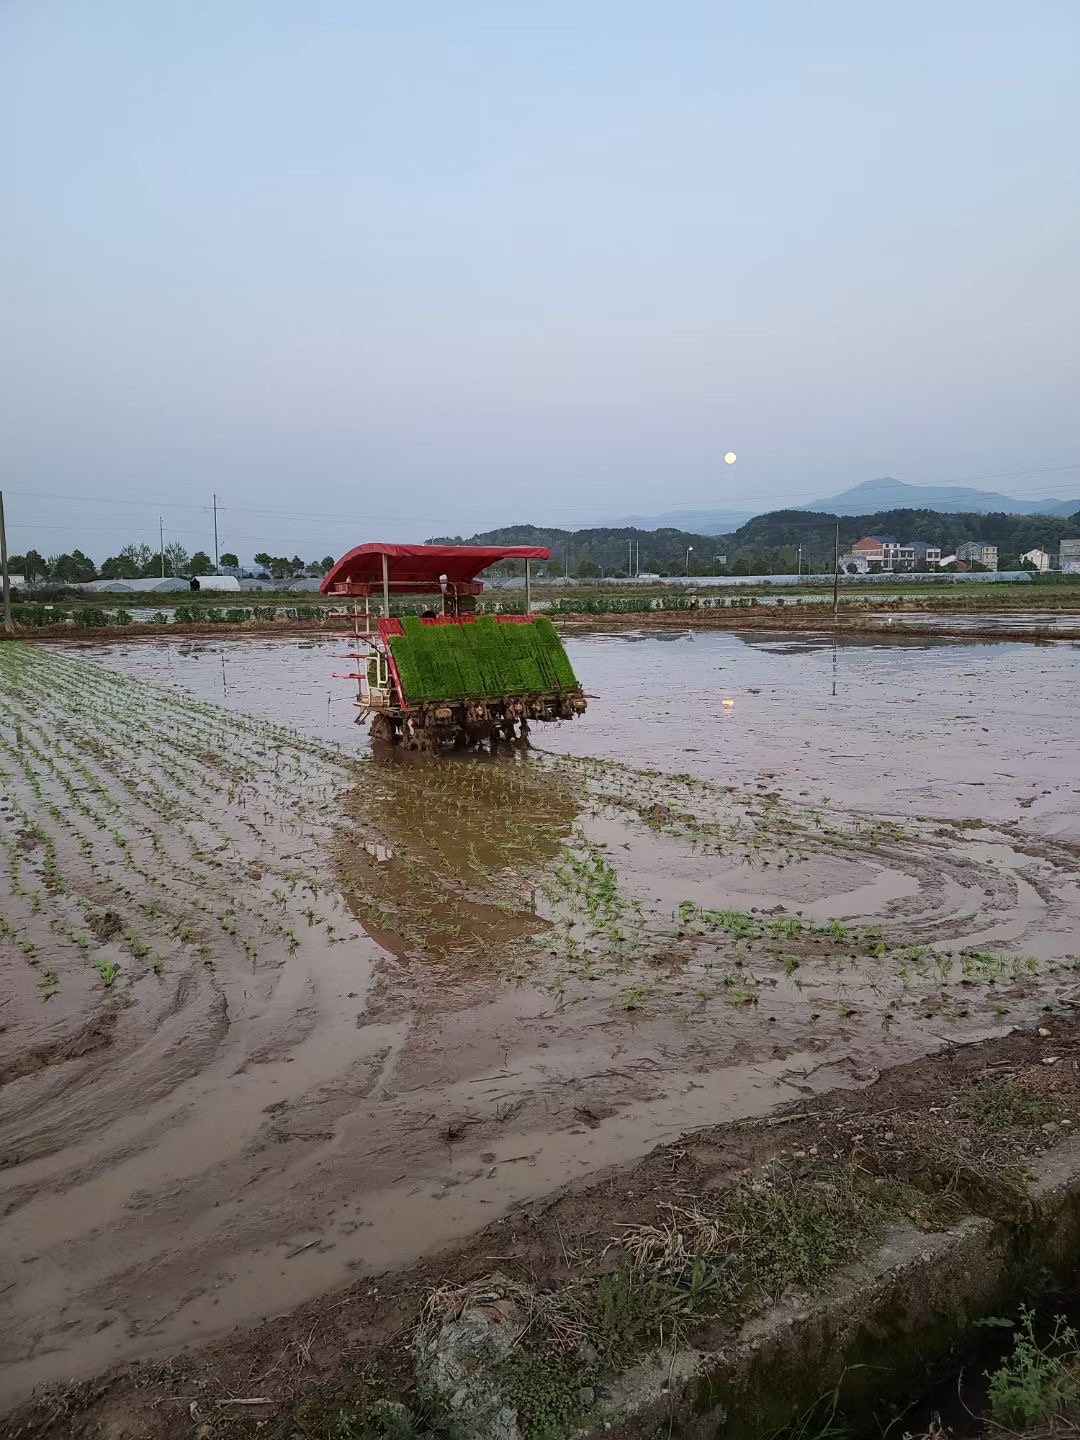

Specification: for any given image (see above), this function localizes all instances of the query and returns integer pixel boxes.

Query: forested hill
[429,507,1080,576]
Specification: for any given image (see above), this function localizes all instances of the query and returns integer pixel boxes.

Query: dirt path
[2,641,1080,1412]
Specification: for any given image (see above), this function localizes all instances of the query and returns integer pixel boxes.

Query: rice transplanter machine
[320,543,587,750]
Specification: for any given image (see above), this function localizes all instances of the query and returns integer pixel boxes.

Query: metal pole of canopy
[525,557,532,615]
[382,553,390,618]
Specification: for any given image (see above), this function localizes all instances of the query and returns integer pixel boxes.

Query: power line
[4,457,1079,556]
[4,458,1080,525]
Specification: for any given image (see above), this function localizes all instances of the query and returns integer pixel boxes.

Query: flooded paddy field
[1,630,1079,1405]
[870,608,1080,635]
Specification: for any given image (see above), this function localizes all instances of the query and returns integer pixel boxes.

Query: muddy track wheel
[370,713,397,744]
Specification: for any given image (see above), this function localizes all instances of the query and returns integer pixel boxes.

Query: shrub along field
[7,575,1080,635]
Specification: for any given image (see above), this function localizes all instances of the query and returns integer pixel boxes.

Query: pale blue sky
[2,1,1078,559]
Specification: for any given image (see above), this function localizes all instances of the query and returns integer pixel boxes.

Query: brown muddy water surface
[1,631,1078,1405]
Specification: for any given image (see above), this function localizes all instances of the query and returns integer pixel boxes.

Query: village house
[842,535,941,573]
[1021,547,1053,572]
[956,541,999,570]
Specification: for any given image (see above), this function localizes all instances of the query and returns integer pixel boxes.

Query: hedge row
[387,616,579,703]
[9,603,336,629]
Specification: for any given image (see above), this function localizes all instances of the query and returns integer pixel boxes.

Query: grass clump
[287,1391,457,1440]
[986,1307,1080,1430]
[603,1164,884,1351]
[959,1079,1059,1131]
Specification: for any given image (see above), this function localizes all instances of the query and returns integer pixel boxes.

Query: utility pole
[159,516,165,578]
[832,523,840,621]
[212,493,220,569]
[628,539,633,578]
[0,490,13,638]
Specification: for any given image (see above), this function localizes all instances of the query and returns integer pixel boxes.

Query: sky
[2,0,1079,563]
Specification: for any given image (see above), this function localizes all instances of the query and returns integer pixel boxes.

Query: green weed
[986,1307,1080,1430]
[959,1079,1059,1131]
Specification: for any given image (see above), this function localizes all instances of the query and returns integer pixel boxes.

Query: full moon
[723,451,737,465]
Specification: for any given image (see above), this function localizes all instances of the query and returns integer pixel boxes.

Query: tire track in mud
[1,641,1079,1407]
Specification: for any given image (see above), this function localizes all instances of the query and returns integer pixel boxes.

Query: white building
[843,535,942,573]
[1021,548,1053,572]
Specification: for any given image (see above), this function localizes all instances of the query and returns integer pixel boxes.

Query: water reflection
[337,744,581,962]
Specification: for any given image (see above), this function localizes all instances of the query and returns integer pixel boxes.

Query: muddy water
[871,609,1080,633]
[2,634,1079,1405]
[70,629,1080,830]
[547,629,1080,841]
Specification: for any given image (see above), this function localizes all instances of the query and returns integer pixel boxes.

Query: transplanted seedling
[94,958,119,988]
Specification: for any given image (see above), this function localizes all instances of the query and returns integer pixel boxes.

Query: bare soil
[5,1018,1079,1439]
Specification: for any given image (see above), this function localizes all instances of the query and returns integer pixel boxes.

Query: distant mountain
[604,479,1079,534]
[611,507,756,534]
[799,477,1079,518]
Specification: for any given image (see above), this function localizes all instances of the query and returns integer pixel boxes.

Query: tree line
[10,503,1079,587]
[6,544,336,584]
[432,506,1080,577]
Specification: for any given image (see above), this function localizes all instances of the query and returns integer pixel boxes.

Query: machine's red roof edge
[320,543,550,594]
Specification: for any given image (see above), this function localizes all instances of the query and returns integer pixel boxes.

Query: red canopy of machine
[320,543,550,597]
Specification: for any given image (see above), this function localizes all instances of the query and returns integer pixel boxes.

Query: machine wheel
[370,713,398,744]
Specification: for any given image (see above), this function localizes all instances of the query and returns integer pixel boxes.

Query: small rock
[1042,1123,1058,1134]
[1039,1027,1052,1037]
[1062,1119,1073,1127]
[1043,1056,1061,1066]
[579,1387,596,1408]
[577,1342,599,1367]
[883,1131,895,1141]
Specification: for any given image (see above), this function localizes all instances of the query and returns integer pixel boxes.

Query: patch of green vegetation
[590,1260,716,1358]
[604,1164,885,1352]
[986,1307,1080,1430]
[500,1352,593,1440]
[959,1079,1059,1131]
[768,915,804,938]
[285,1391,459,1440]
